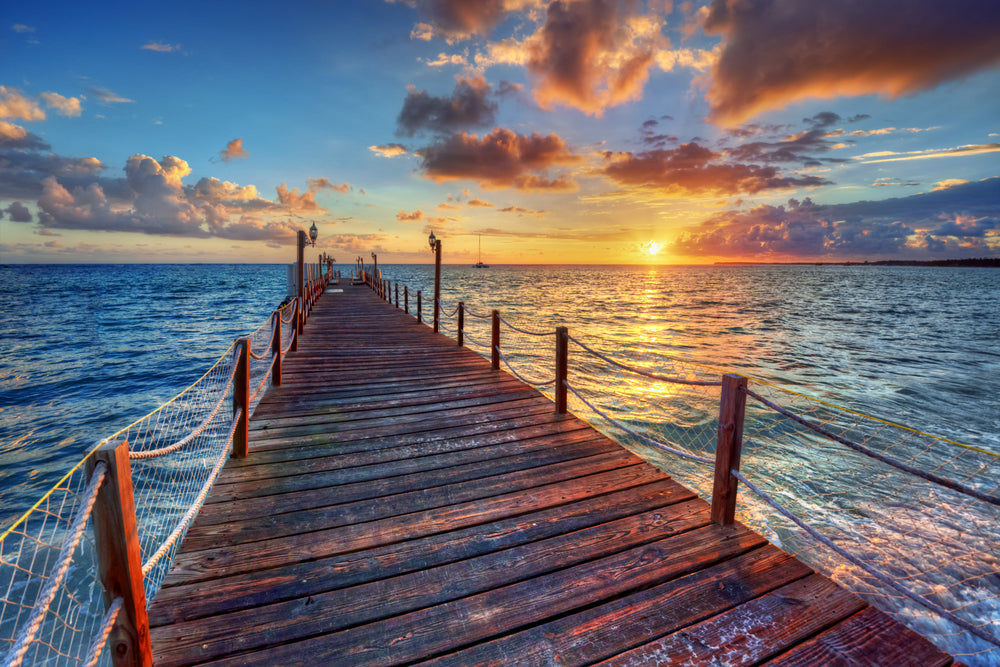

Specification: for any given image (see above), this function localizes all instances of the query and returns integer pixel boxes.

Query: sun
[644,240,662,255]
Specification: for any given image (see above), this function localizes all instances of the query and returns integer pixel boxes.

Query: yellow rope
[749,377,1000,458]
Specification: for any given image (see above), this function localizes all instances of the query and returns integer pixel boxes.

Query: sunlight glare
[645,240,662,255]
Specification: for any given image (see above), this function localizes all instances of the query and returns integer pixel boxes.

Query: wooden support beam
[711,373,748,526]
[417,291,422,323]
[405,286,409,314]
[232,338,249,458]
[87,441,153,667]
[457,302,465,347]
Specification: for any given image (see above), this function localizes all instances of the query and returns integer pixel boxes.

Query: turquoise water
[1,262,997,661]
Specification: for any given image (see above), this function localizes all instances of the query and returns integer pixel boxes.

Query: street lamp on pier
[429,231,441,333]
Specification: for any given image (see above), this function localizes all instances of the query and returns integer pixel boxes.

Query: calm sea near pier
[2,262,997,528]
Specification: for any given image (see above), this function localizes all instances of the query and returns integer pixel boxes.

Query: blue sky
[2,0,999,264]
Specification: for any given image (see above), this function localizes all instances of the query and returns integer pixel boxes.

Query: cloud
[308,178,352,193]
[873,177,920,188]
[418,127,582,191]
[725,112,849,166]
[397,75,498,136]
[396,0,540,41]
[703,0,1000,126]
[521,0,667,116]
[39,92,82,117]
[6,201,32,222]
[423,52,468,67]
[85,87,134,104]
[410,22,434,40]
[397,209,425,221]
[369,143,409,157]
[0,87,46,121]
[275,183,322,211]
[0,120,50,150]
[499,205,546,217]
[599,141,831,196]
[220,137,249,162]
[932,179,970,192]
[12,24,35,33]
[467,197,494,207]
[670,178,1000,258]
[859,143,1000,164]
[141,42,181,52]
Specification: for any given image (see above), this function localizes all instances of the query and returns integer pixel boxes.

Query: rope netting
[0,297,297,667]
[733,380,1000,662]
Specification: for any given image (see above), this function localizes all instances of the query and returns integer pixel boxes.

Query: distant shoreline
[715,258,999,268]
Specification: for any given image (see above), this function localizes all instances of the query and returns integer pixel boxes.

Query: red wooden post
[417,290,422,323]
[395,283,399,308]
[404,286,409,314]
[270,311,282,387]
[291,298,299,352]
[232,338,249,458]
[555,326,568,414]
[491,310,500,370]
[457,302,464,347]
[711,373,749,526]
[87,441,153,667]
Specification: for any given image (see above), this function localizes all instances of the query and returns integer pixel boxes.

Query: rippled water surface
[2,262,998,660]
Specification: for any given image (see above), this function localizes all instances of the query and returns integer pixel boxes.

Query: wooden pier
[146,283,957,666]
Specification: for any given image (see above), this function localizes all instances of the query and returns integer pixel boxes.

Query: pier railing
[0,273,332,667]
[373,275,1000,664]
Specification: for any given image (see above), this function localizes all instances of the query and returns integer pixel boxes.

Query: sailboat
[473,235,489,268]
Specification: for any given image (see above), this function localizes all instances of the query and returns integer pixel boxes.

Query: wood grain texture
[148,282,954,667]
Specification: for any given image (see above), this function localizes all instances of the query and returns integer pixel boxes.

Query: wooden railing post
[404,286,409,314]
[87,441,153,667]
[491,310,500,370]
[417,290,422,323]
[457,302,464,347]
[291,298,299,352]
[711,374,748,526]
[232,338,249,458]
[395,283,399,308]
[433,239,441,333]
[270,311,282,387]
[555,326,568,414]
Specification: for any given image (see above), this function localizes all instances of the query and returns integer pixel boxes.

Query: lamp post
[429,231,441,333]
[298,223,318,334]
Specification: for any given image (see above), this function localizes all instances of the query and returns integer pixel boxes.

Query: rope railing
[462,330,490,349]
[496,314,553,337]
[4,463,107,667]
[568,333,723,387]
[744,387,1000,506]
[732,468,1000,648]
[564,381,714,465]
[495,347,556,388]
[0,270,332,667]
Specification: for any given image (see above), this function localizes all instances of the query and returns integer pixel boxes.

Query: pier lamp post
[429,231,441,333]
[298,223,318,304]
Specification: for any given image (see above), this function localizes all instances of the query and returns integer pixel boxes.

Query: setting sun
[645,240,662,255]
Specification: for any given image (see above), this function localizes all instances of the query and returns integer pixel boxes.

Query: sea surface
[1,262,998,660]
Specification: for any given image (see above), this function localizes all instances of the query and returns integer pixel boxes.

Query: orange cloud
[275,183,321,211]
[308,178,351,193]
[220,137,249,162]
[599,142,830,196]
[703,0,1000,126]
[369,143,409,157]
[419,127,581,191]
[397,209,425,221]
[0,86,46,121]
[402,0,540,41]
[523,0,667,116]
[39,92,82,117]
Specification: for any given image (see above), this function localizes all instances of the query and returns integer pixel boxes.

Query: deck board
[148,281,955,666]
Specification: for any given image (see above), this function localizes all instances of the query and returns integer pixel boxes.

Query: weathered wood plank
[762,606,954,667]
[150,479,691,626]
[422,545,811,667]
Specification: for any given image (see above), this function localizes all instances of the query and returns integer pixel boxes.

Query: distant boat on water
[474,235,489,268]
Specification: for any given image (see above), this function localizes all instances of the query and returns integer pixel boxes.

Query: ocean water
[1,262,998,660]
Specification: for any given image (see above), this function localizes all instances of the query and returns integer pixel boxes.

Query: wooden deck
[147,282,957,666]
